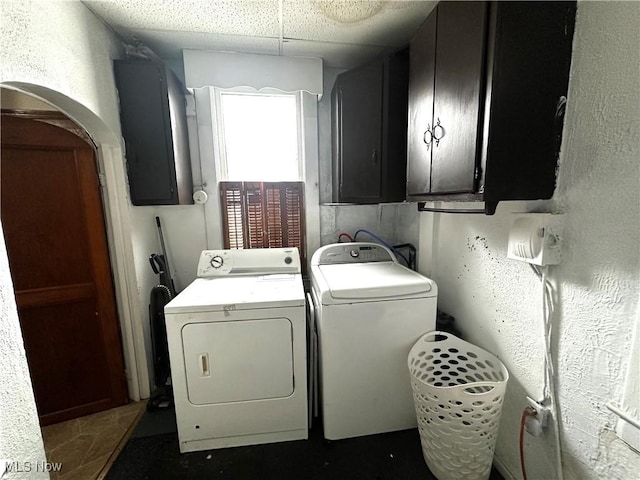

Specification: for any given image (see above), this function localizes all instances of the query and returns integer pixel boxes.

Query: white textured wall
[0,223,48,479]
[129,205,207,384]
[0,1,122,135]
[417,2,640,479]
[320,203,419,250]
[552,3,640,478]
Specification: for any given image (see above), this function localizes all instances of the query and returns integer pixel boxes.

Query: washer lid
[317,262,436,301]
[164,274,305,314]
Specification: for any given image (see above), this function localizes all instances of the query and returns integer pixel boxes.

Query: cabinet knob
[423,124,433,150]
[433,118,445,146]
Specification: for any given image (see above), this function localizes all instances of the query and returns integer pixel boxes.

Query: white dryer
[310,242,437,440]
[164,248,307,453]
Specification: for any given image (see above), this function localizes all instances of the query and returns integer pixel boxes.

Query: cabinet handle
[433,118,445,146]
[423,124,433,150]
[371,148,378,165]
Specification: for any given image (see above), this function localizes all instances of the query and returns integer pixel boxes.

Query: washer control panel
[312,243,394,265]
[197,248,301,277]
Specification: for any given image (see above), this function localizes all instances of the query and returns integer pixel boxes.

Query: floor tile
[42,401,146,480]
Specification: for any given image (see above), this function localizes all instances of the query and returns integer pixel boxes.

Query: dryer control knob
[210,255,224,269]
[284,256,293,264]
[350,249,359,258]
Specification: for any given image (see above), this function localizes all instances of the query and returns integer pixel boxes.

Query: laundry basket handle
[459,382,500,395]
[418,330,451,344]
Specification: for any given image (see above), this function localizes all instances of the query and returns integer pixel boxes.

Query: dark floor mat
[108,428,424,480]
[130,406,177,439]
[107,418,504,480]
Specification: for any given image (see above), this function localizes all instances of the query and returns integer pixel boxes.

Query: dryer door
[182,318,294,405]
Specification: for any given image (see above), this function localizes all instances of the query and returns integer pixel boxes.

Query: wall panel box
[114,60,193,205]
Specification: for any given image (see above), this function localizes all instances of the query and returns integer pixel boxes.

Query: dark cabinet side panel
[483,1,576,203]
[331,84,341,203]
[115,62,178,205]
[382,48,410,202]
[430,1,488,194]
[165,69,194,205]
[335,61,384,202]
[407,11,437,197]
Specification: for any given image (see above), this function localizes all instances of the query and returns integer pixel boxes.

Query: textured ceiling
[84,0,437,69]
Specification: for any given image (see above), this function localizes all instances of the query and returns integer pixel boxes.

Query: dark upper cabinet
[332,49,409,204]
[114,60,193,206]
[333,59,383,202]
[407,1,576,214]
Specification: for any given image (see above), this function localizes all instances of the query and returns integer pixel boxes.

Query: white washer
[310,242,437,440]
[164,248,307,453]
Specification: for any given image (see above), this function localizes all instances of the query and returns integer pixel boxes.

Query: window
[218,92,301,181]
[216,91,306,262]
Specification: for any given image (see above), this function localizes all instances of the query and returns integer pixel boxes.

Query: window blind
[220,182,306,263]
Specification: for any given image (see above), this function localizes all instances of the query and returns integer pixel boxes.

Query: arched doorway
[0,84,150,410]
[1,111,129,426]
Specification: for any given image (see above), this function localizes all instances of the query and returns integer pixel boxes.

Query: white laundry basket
[408,331,509,480]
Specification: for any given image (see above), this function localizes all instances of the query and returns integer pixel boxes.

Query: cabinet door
[430,2,487,194]
[336,61,383,202]
[407,11,437,197]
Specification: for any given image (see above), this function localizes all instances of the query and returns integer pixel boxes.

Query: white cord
[542,268,553,398]
[540,266,564,480]
[530,264,552,398]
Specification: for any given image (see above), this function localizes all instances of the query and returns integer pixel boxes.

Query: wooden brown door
[1,115,128,426]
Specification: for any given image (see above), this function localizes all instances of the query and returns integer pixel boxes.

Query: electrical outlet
[527,397,550,426]
[525,396,550,436]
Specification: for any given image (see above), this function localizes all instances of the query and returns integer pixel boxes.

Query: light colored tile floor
[42,401,146,480]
